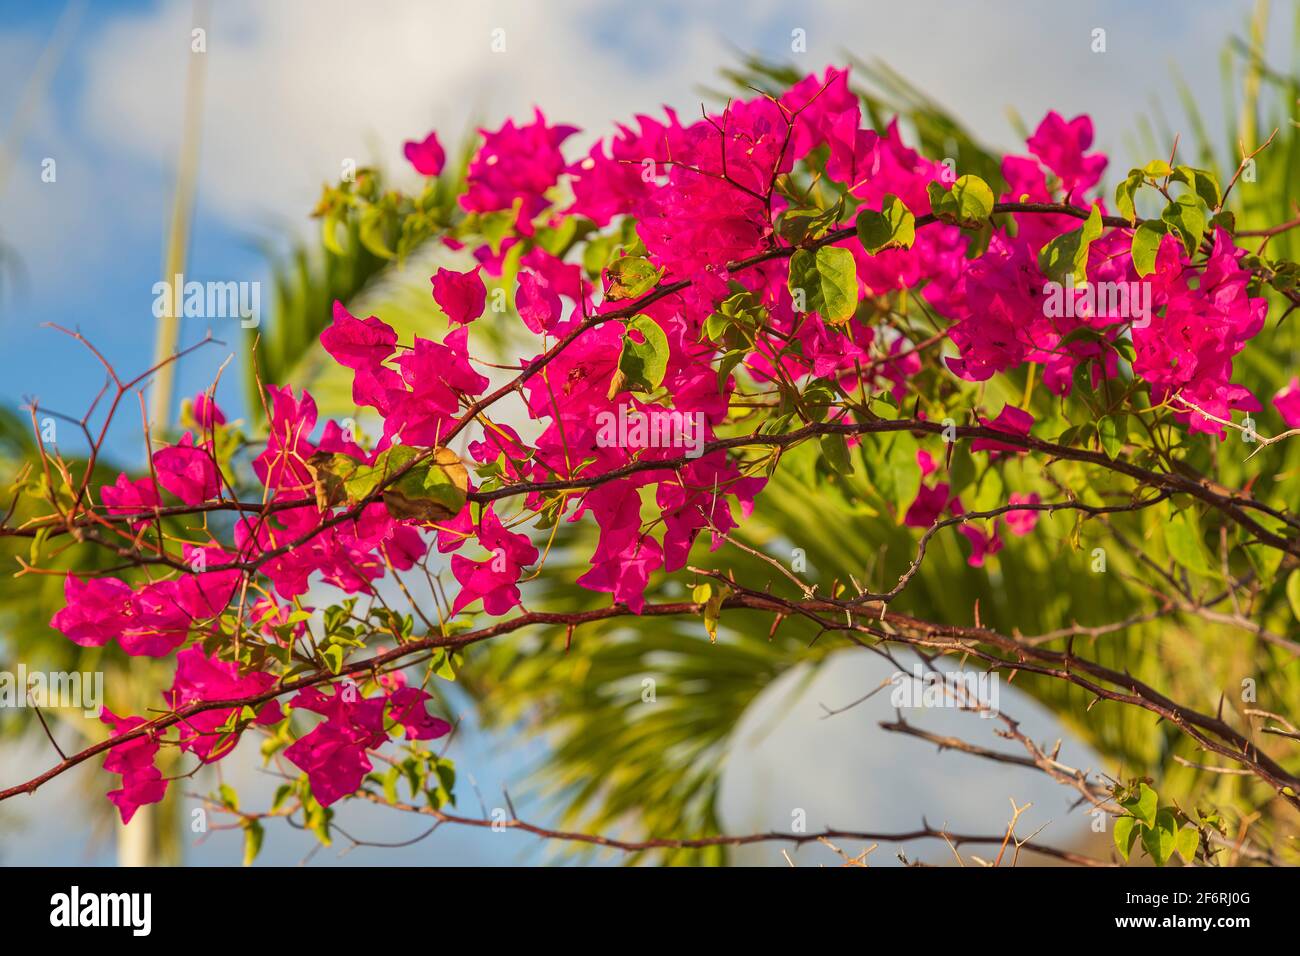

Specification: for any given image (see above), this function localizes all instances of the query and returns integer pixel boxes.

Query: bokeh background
[0,0,1290,866]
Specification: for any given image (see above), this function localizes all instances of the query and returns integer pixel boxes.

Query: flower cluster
[46,64,1279,825]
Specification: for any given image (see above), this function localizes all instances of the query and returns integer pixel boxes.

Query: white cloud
[78,0,732,231]
[73,0,1261,239]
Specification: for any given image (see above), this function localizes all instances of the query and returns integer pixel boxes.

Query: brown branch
[349,791,1112,866]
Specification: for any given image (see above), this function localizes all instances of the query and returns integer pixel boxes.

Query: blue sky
[0,0,1276,865]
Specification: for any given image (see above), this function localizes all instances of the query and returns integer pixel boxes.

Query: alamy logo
[1042,273,1151,329]
[0,665,102,717]
[152,272,261,328]
[889,664,1000,717]
[595,405,705,458]
[50,887,151,936]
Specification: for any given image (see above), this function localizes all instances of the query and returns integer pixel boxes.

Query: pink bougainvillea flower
[576,534,664,614]
[403,130,446,177]
[431,267,487,325]
[451,507,538,615]
[1274,378,1300,429]
[1005,492,1042,536]
[1025,111,1107,197]
[51,575,133,648]
[462,109,579,223]
[958,521,1004,568]
[153,432,221,504]
[253,385,320,495]
[916,449,938,478]
[971,405,1034,454]
[165,647,283,763]
[386,686,452,741]
[284,720,379,807]
[321,301,398,371]
[284,684,388,806]
[192,392,226,429]
[101,708,166,824]
[1136,229,1264,437]
[120,581,197,657]
[101,473,160,522]
[516,270,561,333]
[904,482,952,528]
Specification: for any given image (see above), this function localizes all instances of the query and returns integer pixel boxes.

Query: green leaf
[1287,569,1300,621]
[321,209,346,256]
[1098,414,1127,459]
[855,194,916,253]
[1161,193,1206,256]
[950,175,995,222]
[1112,337,1136,364]
[1171,165,1222,210]
[308,445,468,523]
[605,256,664,300]
[788,247,858,324]
[1125,782,1159,827]
[819,432,854,475]
[610,313,669,396]
[218,783,240,811]
[1039,203,1104,283]
[323,644,345,675]
[778,202,843,244]
[1114,169,1144,223]
[927,175,995,227]
[787,248,820,312]
[715,348,748,393]
[1131,220,1167,277]
[701,584,729,643]
[382,765,401,805]
[242,819,264,867]
[1113,815,1140,862]
[1164,509,1209,574]
[813,246,858,324]
[1210,210,1236,233]
[1174,825,1200,863]
[357,206,396,260]
[1141,808,1179,866]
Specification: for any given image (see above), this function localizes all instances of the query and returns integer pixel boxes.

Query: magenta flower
[101,708,166,824]
[403,130,445,177]
[1274,378,1300,429]
[192,392,226,429]
[462,108,578,223]
[450,507,538,615]
[431,267,487,325]
[516,270,561,333]
[387,686,452,741]
[51,575,133,648]
[971,405,1034,454]
[153,432,221,504]
[284,685,388,806]
[1025,111,1108,197]
[322,301,398,371]
[1005,492,1042,536]
[905,482,953,528]
[100,473,160,526]
[166,647,283,762]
